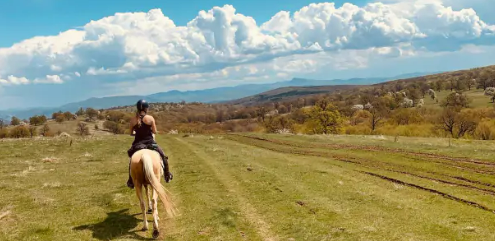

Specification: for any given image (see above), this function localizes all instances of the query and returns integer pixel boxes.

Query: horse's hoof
[152,230,160,239]
[142,227,148,231]
[147,209,153,214]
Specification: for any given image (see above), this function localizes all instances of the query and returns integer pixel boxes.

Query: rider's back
[132,114,154,145]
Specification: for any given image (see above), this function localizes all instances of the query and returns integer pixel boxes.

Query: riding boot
[154,145,173,183]
[127,159,134,189]
[162,155,173,183]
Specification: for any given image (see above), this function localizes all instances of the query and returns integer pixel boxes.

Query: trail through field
[1,135,495,240]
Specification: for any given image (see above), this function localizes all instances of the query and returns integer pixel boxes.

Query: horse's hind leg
[152,188,160,239]
[136,184,149,231]
[145,185,153,214]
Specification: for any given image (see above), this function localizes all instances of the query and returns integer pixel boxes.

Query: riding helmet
[136,99,149,111]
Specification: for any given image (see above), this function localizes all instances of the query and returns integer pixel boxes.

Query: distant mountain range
[0,72,433,120]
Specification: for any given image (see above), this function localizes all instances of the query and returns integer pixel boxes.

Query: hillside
[228,64,495,107]
[0,74,414,120]
[227,85,359,106]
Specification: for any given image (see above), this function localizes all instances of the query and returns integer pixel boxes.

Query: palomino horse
[130,149,176,239]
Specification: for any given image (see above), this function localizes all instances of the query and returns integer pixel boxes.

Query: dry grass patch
[41,157,59,163]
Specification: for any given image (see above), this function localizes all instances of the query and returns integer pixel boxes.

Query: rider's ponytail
[136,111,142,128]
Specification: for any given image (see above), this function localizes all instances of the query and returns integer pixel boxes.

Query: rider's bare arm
[150,116,158,134]
[129,117,135,136]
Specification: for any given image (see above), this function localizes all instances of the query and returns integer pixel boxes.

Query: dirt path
[174,137,279,241]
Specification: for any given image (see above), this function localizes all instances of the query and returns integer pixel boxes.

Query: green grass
[1,133,495,240]
[424,89,494,109]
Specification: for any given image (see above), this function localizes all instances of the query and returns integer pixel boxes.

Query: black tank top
[132,114,154,145]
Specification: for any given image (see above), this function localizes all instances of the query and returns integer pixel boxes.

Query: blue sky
[0,0,494,110]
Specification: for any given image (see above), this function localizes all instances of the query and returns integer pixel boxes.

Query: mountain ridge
[0,72,432,120]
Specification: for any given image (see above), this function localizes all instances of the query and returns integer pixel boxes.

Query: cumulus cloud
[0,1,493,89]
[0,75,30,86]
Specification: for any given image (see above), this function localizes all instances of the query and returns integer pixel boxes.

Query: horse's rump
[130,149,176,217]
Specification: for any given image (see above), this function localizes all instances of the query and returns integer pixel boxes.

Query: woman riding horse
[127,99,173,189]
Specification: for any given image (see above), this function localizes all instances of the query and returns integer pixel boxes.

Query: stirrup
[127,179,134,189]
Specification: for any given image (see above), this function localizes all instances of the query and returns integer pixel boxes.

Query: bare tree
[76,122,90,136]
[28,126,37,138]
[440,108,456,137]
[40,124,50,136]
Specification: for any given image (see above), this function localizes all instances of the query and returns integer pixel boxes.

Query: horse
[130,148,177,239]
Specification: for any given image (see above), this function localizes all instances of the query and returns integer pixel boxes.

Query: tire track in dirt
[234,134,495,168]
[362,172,495,215]
[228,134,495,187]
[175,137,279,241]
[225,135,495,210]
[452,176,495,188]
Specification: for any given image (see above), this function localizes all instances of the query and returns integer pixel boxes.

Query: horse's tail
[142,152,177,217]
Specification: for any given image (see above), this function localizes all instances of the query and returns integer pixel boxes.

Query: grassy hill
[2,133,495,240]
[226,85,359,106]
[227,64,495,107]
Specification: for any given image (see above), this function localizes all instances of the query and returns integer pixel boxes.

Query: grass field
[424,89,493,109]
[1,133,495,241]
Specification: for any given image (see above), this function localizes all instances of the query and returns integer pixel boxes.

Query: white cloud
[0,1,493,90]
[33,75,64,84]
[0,75,30,85]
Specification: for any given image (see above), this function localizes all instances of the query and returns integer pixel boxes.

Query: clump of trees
[29,115,47,126]
[1,65,494,140]
[11,116,20,126]
[8,126,30,138]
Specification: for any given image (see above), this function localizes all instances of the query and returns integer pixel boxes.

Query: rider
[126,99,173,189]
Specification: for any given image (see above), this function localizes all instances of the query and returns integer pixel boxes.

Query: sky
[0,0,494,109]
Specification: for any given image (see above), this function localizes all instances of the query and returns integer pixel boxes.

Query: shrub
[263,115,295,133]
[28,126,37,138]
[40,124,50,136]
[9,126,30,138]
[63,111,73,121]
[104,121,125,134]
[56,115,65,123]
[344,124,372,135]
[440,92,471,110]
[76,122,90,136]
[474,119,495,140]
[76,107,85,116]
[0,128,8,139]
[85,108,98,120]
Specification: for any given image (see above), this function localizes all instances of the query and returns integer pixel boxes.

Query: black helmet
[136,99,149,111]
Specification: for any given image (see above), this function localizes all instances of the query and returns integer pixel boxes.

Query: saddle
[128,143,167,168]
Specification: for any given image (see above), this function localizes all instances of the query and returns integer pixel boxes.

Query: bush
[86,108,99,120]
[344,124,372,135]
[106,111,126,122]
[103,121,125,134]
[474,119,495,140]
[56,115,65,123]
[263,115,295,133]
[440,92,471,110]
[76,122,90,136]
[0,128,8,139]
[40,124,50,136]
[9,126,30,138]
[28,126,37,138]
